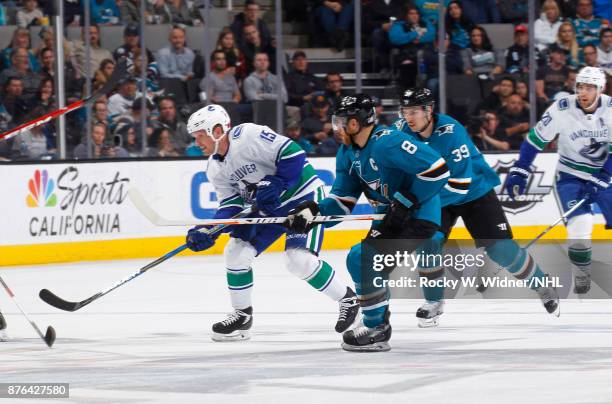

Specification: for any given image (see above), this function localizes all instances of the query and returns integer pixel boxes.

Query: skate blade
[211,330,250,342]
[418,316,440,328]
[341,341,391,352]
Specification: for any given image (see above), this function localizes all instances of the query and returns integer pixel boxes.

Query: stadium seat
[446,74,482,122]
[159,78,188,105]
[0,26,16,50]
[252,100,281,129]
[480,24,514,50]
[99,26,125,52]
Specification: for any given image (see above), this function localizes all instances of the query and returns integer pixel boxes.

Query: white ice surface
[1,250,612,404]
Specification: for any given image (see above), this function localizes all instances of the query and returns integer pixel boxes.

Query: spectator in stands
[458,0,500,24]
[93,59,115,89]
[157,26,195,81]
[301,94,337,154]
[285,120,313,154]
[536,45,569,103]
[38,47,79,99]
[108,77,137,117]
[11,117,54,160]
[17,0,46,28]
[93,100,111,125]
[132,49,160,96]
[477,76,515,114]
[505,25,530,74]
[0,48,41,101]
[201,50,241,103]
[240,23,276,75]
[1,77,28,123]
[499,0,528,24]
[412,0,450,25]
[28,77,54,112]
[148,127,181,157]
[154,96,190,152]
[90,0,120,25]
[582,44,601,67]
[555,21,580,67]
[598,27,612,74]
[113,23,156,67]
[115,97,155,137]
[423,34,464,96]
[446,1,475,50]
[311,0,354,51]
[33,27,72,61]
[114,123,142,157]
[572,0,610,47]
[553,67,579,99]
[364,0,405,70]
[244,52,288,102]
[514,79,531,106]
[231,0,272,47]
[389,6,435,89]
[216,28,247,80]
[118,0,140,23]
[472,111,515,151]
[497,94,530,149]
[323,72,346,108]
[74,122,128,159]
[0,3,8,26]
[149,0,202,25]
[535,0,563,51]
[462,26,504,78]
[284,50,323,108]
[72,25,114,78]
[0,27,40,72]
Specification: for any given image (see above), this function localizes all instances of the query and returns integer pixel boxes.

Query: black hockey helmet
[332,93,377,128]
[400,87,435,108]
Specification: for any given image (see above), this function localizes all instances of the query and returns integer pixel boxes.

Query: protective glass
[332,115,348,131]
[399,106,427,120]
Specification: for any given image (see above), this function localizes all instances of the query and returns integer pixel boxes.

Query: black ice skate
[0,311,7,341]
[335,288,359,333]
[416,300,444,328]
[341,310,391,352]
[573,267,591,295]
[536,279,560,316]
[211,307,253,342]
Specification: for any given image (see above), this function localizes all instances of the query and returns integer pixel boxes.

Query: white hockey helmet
[187,104,231,155]
[575,66,606,92]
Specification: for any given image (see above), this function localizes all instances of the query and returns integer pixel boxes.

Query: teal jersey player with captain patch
[393,113,500,208]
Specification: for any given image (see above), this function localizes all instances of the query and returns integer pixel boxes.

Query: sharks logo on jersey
[578,138,609,163]
[435,124,455,135]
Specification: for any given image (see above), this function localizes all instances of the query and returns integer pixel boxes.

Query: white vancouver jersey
[207,123,322,212]
[528,94,612,180]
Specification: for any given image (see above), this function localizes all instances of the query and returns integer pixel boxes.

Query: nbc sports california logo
[26,169,57,208]
[494,160,552,214]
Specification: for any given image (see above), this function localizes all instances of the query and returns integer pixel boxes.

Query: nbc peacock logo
[26,169,57,208]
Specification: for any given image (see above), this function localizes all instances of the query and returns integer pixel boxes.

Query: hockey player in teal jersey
[285,94,450,351]
[394,88,559,326]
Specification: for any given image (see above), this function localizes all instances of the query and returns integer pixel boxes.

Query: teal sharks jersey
[393,114,500,207]
[319,124,450,224]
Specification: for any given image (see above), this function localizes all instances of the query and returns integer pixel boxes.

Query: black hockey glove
[284,200,320,233]
[368,190,419,239]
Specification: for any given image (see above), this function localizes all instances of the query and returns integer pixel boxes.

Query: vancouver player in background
[394,88,559,326]
[286,94,450,351]
[185,104,359,341]
[506,67,612,294]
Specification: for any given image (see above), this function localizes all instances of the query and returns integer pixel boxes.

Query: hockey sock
[226,267,254,310]
[418,233,445,302]
[305,260,347,301]
[486,239,546,289]
[419,265,445,301]
[568,244,592,270]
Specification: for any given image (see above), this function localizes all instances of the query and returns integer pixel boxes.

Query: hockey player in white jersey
[185,105,359,341]
[506,67,612,294]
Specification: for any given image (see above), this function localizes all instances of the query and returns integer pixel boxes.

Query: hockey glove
[284,200,320,233]
[584,169,611,204]
[505,165,531,200]
[368,190,418,239]
[255,175,285,216]
[186,226,219,252]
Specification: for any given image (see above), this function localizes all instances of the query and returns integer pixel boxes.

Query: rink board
[0,153,609,266]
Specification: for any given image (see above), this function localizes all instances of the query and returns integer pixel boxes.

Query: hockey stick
[39,208,251,312]
[0,275,56,347]
[0,58,128,142]
[524,198,587,249]
[128,187,385,226]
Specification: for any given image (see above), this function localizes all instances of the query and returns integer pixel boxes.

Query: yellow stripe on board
[1,225,611,267]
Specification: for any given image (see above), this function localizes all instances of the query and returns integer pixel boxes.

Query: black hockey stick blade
[39,288,99,312]
[44,326,56,347]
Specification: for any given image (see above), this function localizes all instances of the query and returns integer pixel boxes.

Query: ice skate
[536,283,560,316]
[573,267,591,295]
[335,288,359,333]
[416,300,444,328]
[211,307,253,342]
[341,311,391,352]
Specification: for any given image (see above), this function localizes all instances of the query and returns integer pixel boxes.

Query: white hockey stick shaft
[524,198,587,249]
[128,187,384,226]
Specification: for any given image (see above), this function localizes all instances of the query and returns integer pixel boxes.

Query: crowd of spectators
[1,0,611,161]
